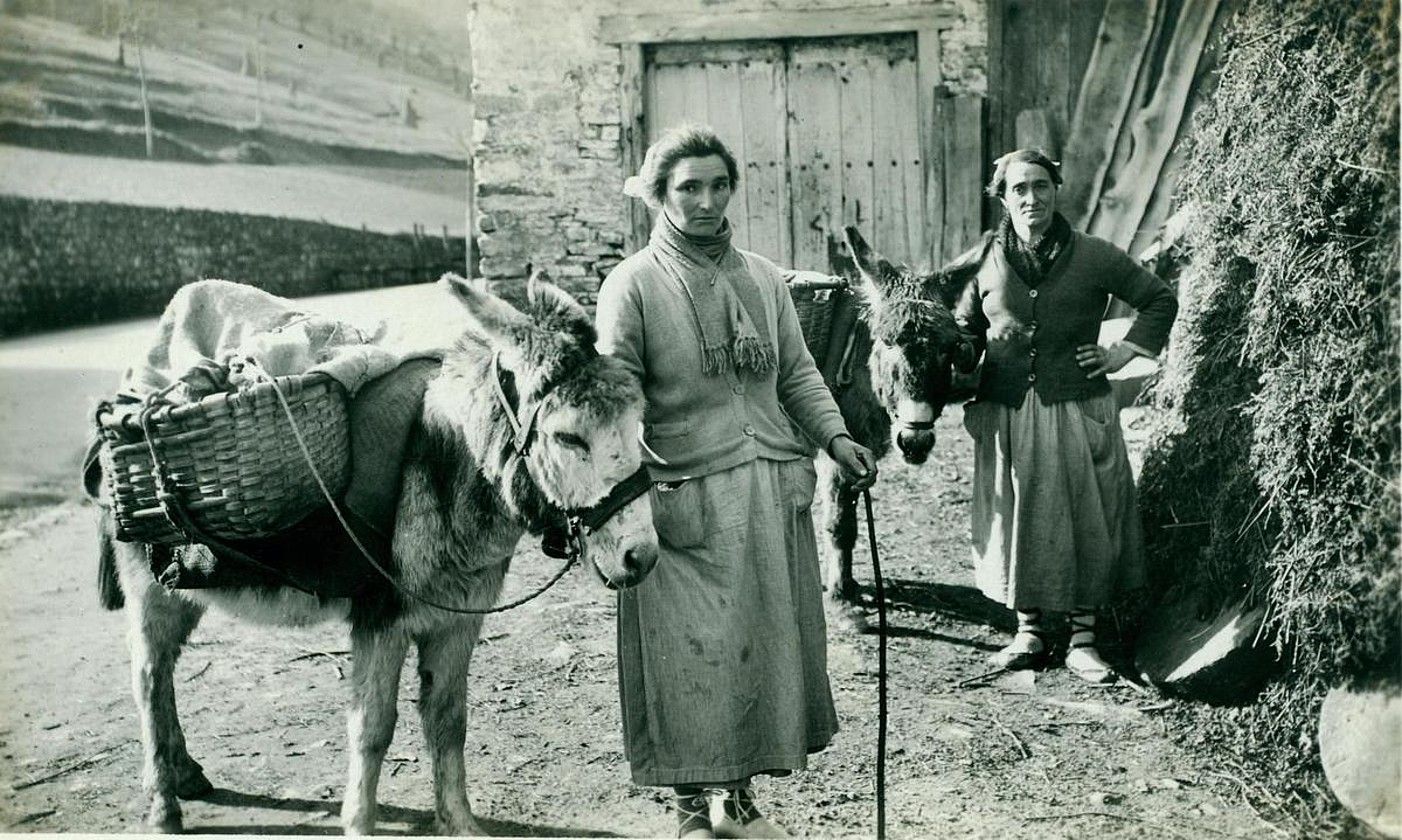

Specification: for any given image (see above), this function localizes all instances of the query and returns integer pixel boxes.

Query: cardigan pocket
[1076,393,1117,459]
[962,401,990,441]
[780,458,818,514]
[649,479,705,549]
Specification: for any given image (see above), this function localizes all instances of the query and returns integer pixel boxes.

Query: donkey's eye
[553,431,591,453]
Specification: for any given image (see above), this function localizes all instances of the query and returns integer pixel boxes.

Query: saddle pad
[343,357,443,534]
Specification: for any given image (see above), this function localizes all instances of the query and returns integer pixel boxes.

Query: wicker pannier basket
[98,373,350,545]
[787,272,855,380]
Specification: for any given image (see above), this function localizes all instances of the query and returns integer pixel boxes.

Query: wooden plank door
[645,41,790,262]
[787,34,924,271]
[644,33,926,272]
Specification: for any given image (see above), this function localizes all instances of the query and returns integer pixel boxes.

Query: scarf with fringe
[649,213,776,377]
[998,211,1071,287]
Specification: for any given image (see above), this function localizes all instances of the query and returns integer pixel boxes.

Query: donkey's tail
[97,507,125,611]
[83,433,124,610]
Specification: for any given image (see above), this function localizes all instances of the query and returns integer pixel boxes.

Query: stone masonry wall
[470,0,985,303]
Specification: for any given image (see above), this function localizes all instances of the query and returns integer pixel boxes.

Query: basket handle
[137,383,192,541]
[784,273,849,292]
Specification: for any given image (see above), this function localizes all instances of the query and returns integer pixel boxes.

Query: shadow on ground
[186,788,615,837]
[862,580,1014,629]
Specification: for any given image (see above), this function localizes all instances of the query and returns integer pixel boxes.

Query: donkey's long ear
[844,226,898,292]
[440,272,530,345]
[524,266,548,305]
[525,268,592,329]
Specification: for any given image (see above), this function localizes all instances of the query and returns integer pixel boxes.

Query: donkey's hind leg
[115,541,208,832]
[341,623,410,835]
[415,617,487,835]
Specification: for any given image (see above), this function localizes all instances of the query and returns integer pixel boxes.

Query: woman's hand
[828,434,878,491]
[1076,341,1138,379]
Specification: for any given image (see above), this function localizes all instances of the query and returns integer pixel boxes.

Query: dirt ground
[0,410,1273,838]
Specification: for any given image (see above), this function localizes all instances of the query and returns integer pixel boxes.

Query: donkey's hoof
[175,760,213,799]
[145,803,184,834]
[825,599,870,634]
[436,813,485,835]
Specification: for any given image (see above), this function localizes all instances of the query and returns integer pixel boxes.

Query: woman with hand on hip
[596,125,877,839]
[954,149,1177,684]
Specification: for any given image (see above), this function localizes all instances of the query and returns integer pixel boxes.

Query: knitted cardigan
[954,231,1178,407]
[596,245,850,482]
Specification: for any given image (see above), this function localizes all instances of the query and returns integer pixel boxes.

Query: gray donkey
[819,227,981,612]
[95,274,658,834]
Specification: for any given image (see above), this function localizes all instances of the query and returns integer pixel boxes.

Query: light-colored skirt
[963,390,1145,611]
[617,456,838,787]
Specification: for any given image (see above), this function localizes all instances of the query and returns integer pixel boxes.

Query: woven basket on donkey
[787,275,850,364]
[99,374,350,545]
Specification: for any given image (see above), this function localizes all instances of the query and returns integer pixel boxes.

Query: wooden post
[463,9,476,276]
[618,44,647,253]
[1060,0,1160,229]
[1014,107,1057,156]
[915,28,940,267]
[1088,0,1220,250]
[931,93,985,267]
[948,95,984,264]
[253,16,265,128]
[134,18,154,159]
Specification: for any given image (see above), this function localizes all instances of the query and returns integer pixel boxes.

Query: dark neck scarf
[650,213,776,377]
[998,211,1071,287]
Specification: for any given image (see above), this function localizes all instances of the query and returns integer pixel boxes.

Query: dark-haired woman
[596,125,877,839]
[954,148,1177,684]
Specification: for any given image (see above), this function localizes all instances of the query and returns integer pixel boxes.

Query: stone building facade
[469,0,986,302]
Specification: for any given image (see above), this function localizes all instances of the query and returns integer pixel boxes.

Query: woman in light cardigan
[596,125,877,839]
[954,148,1178,683]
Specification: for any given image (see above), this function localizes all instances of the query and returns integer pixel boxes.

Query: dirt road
[0,412,1267,838]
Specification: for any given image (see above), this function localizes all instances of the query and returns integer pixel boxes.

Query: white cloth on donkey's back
[120,278,442,401]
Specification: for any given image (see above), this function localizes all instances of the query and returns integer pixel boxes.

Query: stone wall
[0,196,464,336]
[470,0,986,303]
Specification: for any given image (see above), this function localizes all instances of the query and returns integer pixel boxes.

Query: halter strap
[575,466,652,533]
[491,350,543,456]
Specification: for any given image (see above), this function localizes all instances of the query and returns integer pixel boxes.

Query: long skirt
[617,456,838,787]
[963,390,1145,611]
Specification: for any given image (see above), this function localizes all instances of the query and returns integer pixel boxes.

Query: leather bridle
[490,350,653,566]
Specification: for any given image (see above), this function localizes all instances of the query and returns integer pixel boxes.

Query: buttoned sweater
[955,231,1178,407]
[596,247,849,482]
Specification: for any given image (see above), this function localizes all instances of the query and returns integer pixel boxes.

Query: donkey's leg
[816,459,869,632]
[341,624,410,836]
[833,483,861,600]
[816,457,845,598]
[117,545,206,832]
[415,618,486,835]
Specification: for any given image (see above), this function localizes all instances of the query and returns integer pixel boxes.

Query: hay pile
[1137,0,1399,825]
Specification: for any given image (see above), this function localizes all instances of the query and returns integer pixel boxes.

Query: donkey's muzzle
[596,542,657,590]
[896,424,936,464]
[621,543,658,587]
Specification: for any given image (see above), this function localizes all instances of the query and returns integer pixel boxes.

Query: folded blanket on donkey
[101,279,446,597]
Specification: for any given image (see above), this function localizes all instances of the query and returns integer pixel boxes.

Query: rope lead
[863,488,887,840]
